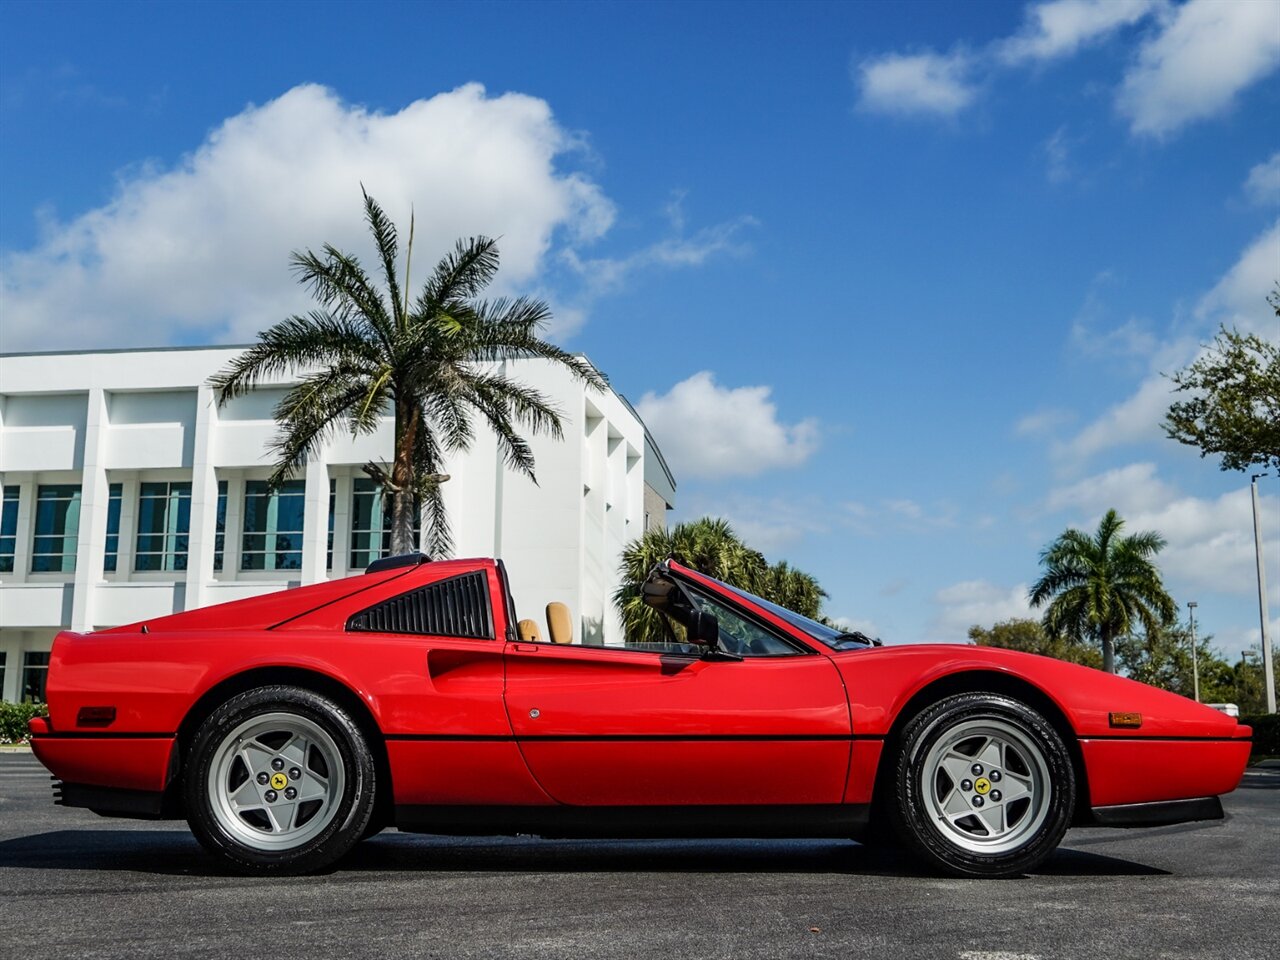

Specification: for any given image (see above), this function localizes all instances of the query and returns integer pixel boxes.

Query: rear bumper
[29,733,176,794]
[1089,795,1224,828]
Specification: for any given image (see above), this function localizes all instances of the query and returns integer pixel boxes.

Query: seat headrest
[546,602,573,644]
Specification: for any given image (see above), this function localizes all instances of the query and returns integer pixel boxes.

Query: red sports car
[29,555,1251,877]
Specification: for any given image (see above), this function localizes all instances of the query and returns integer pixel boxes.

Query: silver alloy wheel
[207,712,346,852]
[917,716,1052,855]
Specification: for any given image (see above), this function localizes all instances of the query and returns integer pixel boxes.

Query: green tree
[1029,509,1178,675]
[1116,622,1236,704]
[968,619,1102,669]
[1232,645,1280,715]
[1163,290,1280,473]
[759,560,827,620]
[211,190,602,556]
[613,517,827,644]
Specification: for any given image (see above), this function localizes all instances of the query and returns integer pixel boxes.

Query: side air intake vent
[347,571,494,639]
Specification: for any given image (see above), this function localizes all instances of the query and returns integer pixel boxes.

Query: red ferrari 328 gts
[29,554,1251,877]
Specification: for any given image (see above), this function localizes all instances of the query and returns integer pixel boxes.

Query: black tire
[184,685,377,875]
[886,692,1074,878]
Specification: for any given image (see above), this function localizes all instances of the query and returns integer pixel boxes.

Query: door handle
[511,644,541,653]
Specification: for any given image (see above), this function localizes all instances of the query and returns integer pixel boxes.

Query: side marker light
[76,706,117,727]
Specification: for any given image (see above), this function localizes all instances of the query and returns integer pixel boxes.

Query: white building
[0,345,677,703]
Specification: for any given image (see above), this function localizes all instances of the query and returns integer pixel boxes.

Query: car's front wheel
[184,685,377,874]
[888,692,1074,878]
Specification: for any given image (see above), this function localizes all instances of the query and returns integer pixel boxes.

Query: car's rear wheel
[888,692,1074,878]
[184,685,376,874]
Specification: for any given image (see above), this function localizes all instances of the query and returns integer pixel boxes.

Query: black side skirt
[395,804,870,839]
[54,781,168,819]
[1089,796,1224,828]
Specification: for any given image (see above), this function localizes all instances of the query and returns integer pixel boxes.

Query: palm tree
[759,560,827,620]
[1029,509,1177,674]
[211,189,603,557]
[614,517,828,644]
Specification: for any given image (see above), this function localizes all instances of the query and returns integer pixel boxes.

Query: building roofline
[0,343,257,358]
[1,341,678,497]
[617,393,677,496]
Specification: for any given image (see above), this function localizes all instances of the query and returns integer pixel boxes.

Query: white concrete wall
[0,346,662,698]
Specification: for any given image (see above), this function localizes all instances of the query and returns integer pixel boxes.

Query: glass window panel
[326,479,335,570]
[241,480,305,571]
[0,487,17,538]
[103,483,122,573]
[22,652,50,704]
[32,485,80,573]
[349,478,419,570]
[134,481,191,572]
[213,480,228,571]
[0,484,18,574]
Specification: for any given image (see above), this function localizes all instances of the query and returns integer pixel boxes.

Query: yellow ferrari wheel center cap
[974,777,991,795]
[270,772,288,790]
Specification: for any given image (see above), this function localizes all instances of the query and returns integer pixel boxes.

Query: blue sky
[2,0,1277,656]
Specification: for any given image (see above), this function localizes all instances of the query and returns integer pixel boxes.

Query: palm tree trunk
[1101,627,1116,674]
[389,396,419,556]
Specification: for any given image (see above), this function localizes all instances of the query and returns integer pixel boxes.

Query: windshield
[685,570,872,651]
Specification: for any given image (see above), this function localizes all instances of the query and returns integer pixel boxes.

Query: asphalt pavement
[0,749,1276,960]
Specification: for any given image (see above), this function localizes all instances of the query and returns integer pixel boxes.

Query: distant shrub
[0,702,48,744]
[1243,714,1280,760]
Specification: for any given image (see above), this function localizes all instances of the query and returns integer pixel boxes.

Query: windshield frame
[670,564,865,651]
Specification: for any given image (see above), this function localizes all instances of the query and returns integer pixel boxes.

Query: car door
[503,589,851,807]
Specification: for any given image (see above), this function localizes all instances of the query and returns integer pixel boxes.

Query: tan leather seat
[517,619,543,643]
[546,602,573,644]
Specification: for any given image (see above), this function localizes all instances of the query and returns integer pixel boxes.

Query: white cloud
[1044,462,1279,598]
[1044,461,1178,516]
[1196,220,1280,337]
[828,616,881,640]
[701,497,832,554]
[1057,222,1277,468]
[561,194,756,301]
[932,580,1035,639]
[1071,315,1160,358]
[1244,152,1280,206]
[637,372,819,480]
[1117,0,1280,137]
[1015,408,1076,437]
[1000,0,1161,64]
[856,51,978,117]
[1043,125,1074,183]
[1,83,617,351]
[1056,373,1176,463]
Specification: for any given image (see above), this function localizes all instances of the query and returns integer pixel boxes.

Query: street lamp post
[1251,474,1275,714]
[1187,601,1199,703]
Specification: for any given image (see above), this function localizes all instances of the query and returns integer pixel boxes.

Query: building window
[242,480,305,571]
[32,484,81,573]
[0,651,6,701]
[135,481,192,572]
[0,485,18,573]
[327,479,335,570]
[103,483,123,572]
[350,478,419,570]
[213,480,228,571]
[22,652,50,704]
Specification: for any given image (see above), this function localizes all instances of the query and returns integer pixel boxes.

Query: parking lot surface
[1,751,1276,960]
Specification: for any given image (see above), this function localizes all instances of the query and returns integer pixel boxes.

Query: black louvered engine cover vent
[347,570,495,639]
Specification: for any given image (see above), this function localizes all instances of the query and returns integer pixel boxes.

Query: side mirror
[690,610,719,647]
